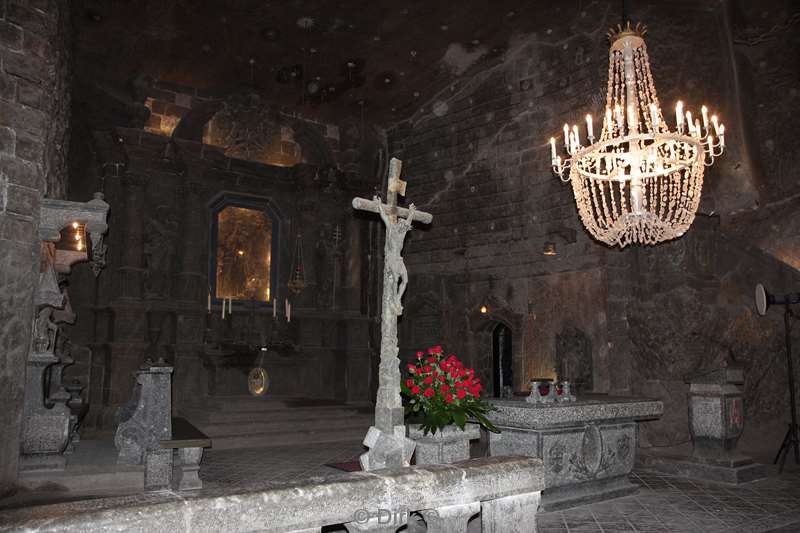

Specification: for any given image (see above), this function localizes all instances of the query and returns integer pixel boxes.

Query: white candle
[550,137,556,161]
[585,114,593,139]
[711,115,719,136]
[572,124,580,147]
[649,103,658,129]
[719,124,725,147]
[222,298,226,319]
[685,111,694,135]
[695,119,702,138]
[287,301,291,323]
[207,292,211,313]
[563,124,569,147]
[676,101,684,131]
[701,105,709,131]
[228,297,232,315]
[615,104,624,131]
[273,298,277,318]
[605,108,613,133]
[707,134,714,151]
[627,105,636,132]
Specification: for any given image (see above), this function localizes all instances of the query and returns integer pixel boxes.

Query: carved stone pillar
[115,174,147,299]
[173,181,206,302]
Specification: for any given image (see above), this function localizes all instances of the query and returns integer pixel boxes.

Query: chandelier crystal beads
[550,23,726,248]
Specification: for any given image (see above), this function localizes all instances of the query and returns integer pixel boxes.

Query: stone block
[145,448,173,491]
[15,132,43,163]
[481,492,540,533]
[5,183,38,216]
[0,98,45,135]
[0,19,23,51]
[0,70,16,101]
[409,424,480,465]
[7,3,53,37]
[0,126,15,155]
[17,78,43,109]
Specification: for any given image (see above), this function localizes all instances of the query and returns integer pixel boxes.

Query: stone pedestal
[487,395,662,510]
[19,351,72,472]
[408,424,480,465]
[114,360,173,491]
[638,360,766,483]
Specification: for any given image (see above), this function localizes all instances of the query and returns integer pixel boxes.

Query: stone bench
[0,455,545,532]
[160,417,211,491]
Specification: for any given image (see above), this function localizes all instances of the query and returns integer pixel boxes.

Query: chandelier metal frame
[550,22,726,247]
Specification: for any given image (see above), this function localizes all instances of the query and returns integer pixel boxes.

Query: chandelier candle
[549,23,728,247]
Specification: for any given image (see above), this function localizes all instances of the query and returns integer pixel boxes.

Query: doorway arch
[492,323,513,397]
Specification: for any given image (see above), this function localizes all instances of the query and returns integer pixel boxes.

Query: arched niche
[466,298,524,398]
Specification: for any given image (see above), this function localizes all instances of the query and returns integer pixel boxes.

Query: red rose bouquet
[401,345,499,435]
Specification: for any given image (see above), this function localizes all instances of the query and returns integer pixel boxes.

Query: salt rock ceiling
[74,0,723,126]
[70,0,597,126]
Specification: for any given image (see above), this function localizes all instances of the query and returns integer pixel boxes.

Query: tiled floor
[536,470,800,533]
[202,443,800,533]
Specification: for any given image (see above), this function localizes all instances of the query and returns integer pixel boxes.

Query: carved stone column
[173,181,206,302]
[115,174,147,299]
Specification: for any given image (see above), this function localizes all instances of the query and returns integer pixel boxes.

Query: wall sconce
[542,226,577,257]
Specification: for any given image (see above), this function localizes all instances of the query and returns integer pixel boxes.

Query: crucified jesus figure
[377,202,416,316]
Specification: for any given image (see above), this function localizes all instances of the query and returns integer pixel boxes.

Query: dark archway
[492,323,513,398]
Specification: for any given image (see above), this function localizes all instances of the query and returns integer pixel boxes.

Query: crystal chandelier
[550,22,726,247]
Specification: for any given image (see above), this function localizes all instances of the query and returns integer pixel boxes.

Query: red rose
[411,386,420,394]
[433,345,443,353]
[439,360,448,370]
[444,393,454,403]
[423,387,435,398]
[427,348,435,354]
[454,381,463,388]
[423,376,433,385]
[458,369,467,377]
[447,355,457,363]
[406,379,414,387]
[416,351,424,358]
[439,385,450,394]
[407,364,415,372]
[432,370,439,377]
[423,365,432,373]
[457,389,467,400]
[438,375,446,382]
[427,356,436,363]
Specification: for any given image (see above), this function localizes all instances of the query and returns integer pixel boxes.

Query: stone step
[187,396,368,413]
[206,426,369,450]
[198,415,373,437]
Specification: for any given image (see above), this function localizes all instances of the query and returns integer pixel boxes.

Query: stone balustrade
[0,456,544,533]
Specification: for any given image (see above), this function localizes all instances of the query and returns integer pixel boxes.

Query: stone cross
[352,157,432,470]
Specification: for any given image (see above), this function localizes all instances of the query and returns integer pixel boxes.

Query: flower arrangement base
[408,423,481,465]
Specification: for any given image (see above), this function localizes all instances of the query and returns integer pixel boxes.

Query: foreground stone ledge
[0,456,544,533]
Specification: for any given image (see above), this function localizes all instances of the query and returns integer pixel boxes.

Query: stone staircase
[178,395,374,450]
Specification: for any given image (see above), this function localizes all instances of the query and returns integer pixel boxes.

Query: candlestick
[685,111,694,136]
[287,301,291,323]
[550,137,556,161]
[719,124,725,147]
[563,123,569,147]
[676,100,684,131]
[273,298,277,319]
[222,297,226,319]
[711,115,719,136]
[605,107,613,133]
[701,105,709,131]
[585,114,593,140]
[572,124,580,148]
[207,292,211,313]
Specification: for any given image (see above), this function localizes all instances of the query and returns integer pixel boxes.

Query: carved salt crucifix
[352,157,433,470]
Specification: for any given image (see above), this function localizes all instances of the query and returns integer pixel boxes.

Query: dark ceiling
[72,0,721,126]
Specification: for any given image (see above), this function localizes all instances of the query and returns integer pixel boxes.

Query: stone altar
[638,357,767,483]
[487,394,662,510]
